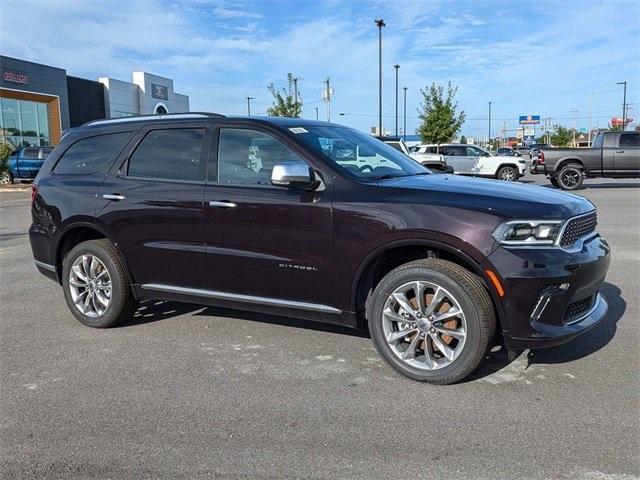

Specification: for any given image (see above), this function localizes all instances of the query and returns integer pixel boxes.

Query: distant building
[99,72,189,119]
[0,55,190,147]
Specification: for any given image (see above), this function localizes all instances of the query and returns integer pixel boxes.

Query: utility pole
[245,96,254,116]
[293,77,298,104]
[315,107,319,121]
[403,86,407,142]
[488,101,492,150]
[394,64,400,137]
[375,18,385,135]
[617,81,627,130]
[323,78,332,122]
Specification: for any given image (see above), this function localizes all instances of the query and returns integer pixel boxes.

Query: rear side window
[23,148,40,158]
[127,128,206,182]
[54,132,130,174]
[619,133,640,148]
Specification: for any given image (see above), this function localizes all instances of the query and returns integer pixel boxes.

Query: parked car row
[30,113,611,384]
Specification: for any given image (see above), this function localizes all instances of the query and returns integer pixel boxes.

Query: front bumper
[484,234,611,350]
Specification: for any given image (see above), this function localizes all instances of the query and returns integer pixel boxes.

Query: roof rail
[83,112,225,127]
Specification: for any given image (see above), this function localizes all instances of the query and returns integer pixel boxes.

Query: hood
[377,174,594,220]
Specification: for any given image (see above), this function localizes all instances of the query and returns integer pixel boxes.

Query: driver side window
[215,129,305,186]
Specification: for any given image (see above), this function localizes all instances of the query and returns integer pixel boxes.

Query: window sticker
[289,127,308,134]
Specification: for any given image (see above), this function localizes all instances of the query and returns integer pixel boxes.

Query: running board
[140,283,342,315]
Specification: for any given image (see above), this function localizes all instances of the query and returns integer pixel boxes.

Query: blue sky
[2,0,638,138]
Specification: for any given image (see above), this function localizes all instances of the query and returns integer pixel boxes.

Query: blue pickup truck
[1,147,53,184]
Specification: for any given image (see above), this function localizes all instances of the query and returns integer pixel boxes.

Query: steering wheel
[359,165,374,173]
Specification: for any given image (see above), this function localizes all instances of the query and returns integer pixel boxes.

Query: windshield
[292,126,428,180]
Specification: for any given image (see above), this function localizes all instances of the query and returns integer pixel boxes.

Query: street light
[488,101,492,149]
[617,81,627,131]
[245,96,254,116]
[375,18,385,136]
[394,64,400,137]
[403,86,407,142]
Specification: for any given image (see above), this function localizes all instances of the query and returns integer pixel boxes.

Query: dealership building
[0,55,190,148]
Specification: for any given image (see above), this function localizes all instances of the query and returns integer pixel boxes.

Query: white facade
[99,71,189,118]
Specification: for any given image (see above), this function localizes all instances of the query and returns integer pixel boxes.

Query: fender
[553,157,585,174]
[349,236,507,330]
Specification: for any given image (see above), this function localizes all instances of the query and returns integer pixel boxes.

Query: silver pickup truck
[531,131,640,189]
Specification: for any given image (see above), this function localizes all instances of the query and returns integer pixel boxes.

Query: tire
[549,176,559,188]
[0,171,13,185]
[556,164,584,190]
[497,165,518,182]
[367,259,495,384]
[62,239,137,328]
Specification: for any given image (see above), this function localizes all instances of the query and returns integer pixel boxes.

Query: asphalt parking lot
[1,175,639,480]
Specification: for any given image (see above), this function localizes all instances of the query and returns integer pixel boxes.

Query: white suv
[418,144,526,181]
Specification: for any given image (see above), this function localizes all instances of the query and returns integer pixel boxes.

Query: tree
[416,82,465,143]
[550,126,574,146]
[0,140,15,181]
[266,73,302,117]
[459,135,467,144]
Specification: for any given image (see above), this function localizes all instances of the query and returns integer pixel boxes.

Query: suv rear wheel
[62,239,137,328]
[367,259,495,384]
[556,164,584,190]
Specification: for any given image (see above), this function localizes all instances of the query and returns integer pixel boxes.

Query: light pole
[617,81,627,130]
[488,101,492,150]
[293,77,299,104]
[394,64,400,137]
[315,107,319,121]
[375,18,385,136]
[245,96,254,116]
[403,86,407,142]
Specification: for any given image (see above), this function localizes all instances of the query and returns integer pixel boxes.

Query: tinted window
[442,146,466,156]
[619,133,640,148]
[23,148,40,158]
[54,132,130,175]
[216,129,304,185]
[128,128,206,181]
[592,134,604,148]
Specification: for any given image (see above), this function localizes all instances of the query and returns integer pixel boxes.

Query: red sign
[3,71,29,84]
[611,117,633,127]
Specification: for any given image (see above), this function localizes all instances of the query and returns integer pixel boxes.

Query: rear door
[615,132,640,175]
[202,125,333,305]
[98,122,211,289]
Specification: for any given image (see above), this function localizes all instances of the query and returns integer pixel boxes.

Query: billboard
[519,115,540,125]
[524,127,535,136]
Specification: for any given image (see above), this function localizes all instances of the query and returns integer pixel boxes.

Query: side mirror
[271,160,319,190]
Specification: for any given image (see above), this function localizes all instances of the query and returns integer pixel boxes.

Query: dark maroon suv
[29,113,611,384]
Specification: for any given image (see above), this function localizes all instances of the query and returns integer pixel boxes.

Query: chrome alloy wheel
[382,281,467,370]
[500,168,516,181]
[68,254,112,318]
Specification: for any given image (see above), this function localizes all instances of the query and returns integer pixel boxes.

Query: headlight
[492,220,563,245]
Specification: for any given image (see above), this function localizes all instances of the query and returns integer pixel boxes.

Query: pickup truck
[376,136,452,173]
[531,131,640,190]
[1,147,53,184]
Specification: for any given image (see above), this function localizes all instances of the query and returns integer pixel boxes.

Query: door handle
[102,194,126,201]
[208,201,237,208]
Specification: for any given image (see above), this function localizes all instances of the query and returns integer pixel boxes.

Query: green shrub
[0,141,14,175]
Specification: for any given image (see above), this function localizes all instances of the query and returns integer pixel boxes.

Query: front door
[98,123,211,289]
[203,126,333,305]
[442,145,476,174]
[615,132,640,175]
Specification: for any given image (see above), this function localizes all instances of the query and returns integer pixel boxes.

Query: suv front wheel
[62,239,137,328]
[368,259,495,384]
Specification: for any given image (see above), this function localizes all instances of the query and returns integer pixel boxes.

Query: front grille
[564,295,595,324]
[560,212,597,247]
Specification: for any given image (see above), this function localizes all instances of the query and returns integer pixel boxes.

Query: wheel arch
[350,239,506,333]
[54,223,134,285]
[553,157,585,174]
